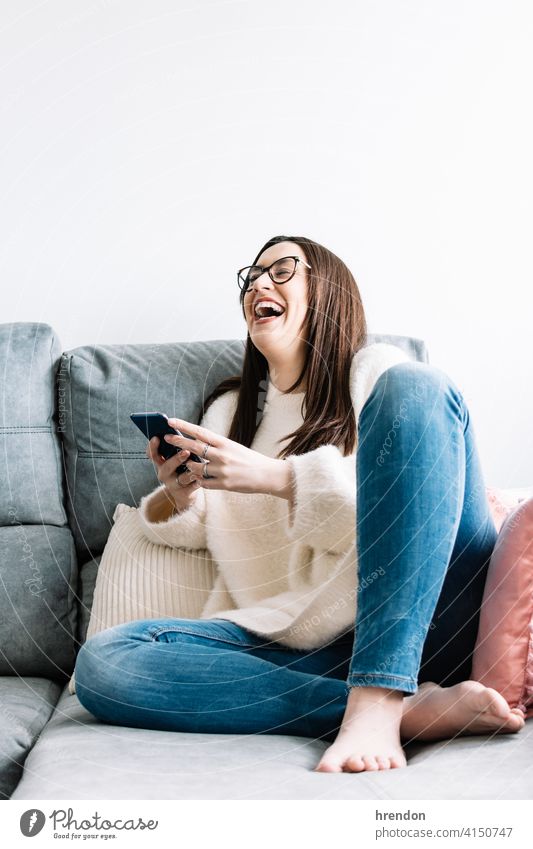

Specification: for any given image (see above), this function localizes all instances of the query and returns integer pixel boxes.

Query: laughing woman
[74,234,525,773]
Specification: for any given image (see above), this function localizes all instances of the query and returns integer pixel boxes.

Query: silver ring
[201,442,212,479]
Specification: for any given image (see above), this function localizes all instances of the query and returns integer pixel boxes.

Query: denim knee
[360,361,465,425]
[357,361,469,473]
[74,627,123,697]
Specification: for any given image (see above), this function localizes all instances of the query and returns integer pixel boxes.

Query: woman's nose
[252,280,276,297]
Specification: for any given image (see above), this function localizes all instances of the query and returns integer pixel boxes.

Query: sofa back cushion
[0,525,78,678]
[0,323,77,679]
[0,322,68,527]
[60,333,428,563]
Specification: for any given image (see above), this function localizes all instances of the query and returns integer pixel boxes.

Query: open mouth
[253,303,286,324]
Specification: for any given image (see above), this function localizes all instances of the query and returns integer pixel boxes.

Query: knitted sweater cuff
[137,484,207,549]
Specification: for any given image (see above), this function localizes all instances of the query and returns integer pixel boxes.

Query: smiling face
[242,241,310,360]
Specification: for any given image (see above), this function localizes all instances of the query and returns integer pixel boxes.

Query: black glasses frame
[237,255,311,292]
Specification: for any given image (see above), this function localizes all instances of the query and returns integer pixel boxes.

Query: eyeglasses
[237,255,311,292]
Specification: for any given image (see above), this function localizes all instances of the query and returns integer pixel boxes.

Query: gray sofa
[1,321,531,800]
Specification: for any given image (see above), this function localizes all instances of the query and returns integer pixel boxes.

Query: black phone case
[130,412,203,475]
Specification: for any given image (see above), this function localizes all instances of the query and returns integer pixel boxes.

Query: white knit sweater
[137,342,410,650]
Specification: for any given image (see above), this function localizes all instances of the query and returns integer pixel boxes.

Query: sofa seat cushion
[0,677,62,799]
[10,685,533,800]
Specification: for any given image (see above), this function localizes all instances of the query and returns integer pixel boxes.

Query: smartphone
[130,411,204,475]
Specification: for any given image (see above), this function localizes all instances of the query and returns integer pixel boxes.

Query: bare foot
[313,681,526,774]
[400,680,526,742]
[314,686,407,773]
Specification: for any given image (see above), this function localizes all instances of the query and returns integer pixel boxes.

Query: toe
[484,687,513,719]
[510,707,526,718]
[492,711,525,735]
[362,755,379,770]
[507,712,525,731]
[344,755,366,772]
[375,756,391,770]
[314,760,342,773]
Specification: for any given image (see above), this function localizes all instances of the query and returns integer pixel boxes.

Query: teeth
[254,301,285,318]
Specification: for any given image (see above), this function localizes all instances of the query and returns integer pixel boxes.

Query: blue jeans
[74,362,498,742]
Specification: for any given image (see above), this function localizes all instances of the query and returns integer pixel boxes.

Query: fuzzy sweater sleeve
[137,483,208,549]
[283,342,411,555]
[137,390,238,549]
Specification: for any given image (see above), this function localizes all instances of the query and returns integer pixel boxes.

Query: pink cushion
[472,495,533,718]
[485,485,533,531]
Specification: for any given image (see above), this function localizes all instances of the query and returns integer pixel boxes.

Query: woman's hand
[163,417,293,498]
[145,437,201,514]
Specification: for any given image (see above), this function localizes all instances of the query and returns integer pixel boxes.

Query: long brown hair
[201,235,367,458]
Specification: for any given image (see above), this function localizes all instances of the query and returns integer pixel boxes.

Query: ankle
[347,685,404,704]
[341,687,404,729]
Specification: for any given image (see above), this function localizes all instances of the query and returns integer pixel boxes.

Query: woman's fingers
[165,421,222,459]
[186,458,210,477]
[146,437,163,463]
[158,449,191,485]
[145,437,201,486]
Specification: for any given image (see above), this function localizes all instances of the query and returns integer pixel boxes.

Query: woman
[74,235,525,773]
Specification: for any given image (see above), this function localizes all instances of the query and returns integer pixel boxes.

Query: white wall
[1,0,532,487]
